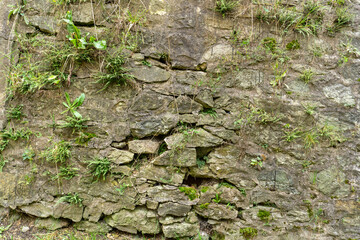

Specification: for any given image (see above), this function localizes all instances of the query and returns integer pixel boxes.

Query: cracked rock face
[1,0,360,239]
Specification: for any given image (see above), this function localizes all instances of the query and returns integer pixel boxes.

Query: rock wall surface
[0,0,359,239]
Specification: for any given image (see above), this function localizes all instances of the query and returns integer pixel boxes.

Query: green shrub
[95,55,134,91]
[215,0,238,17]
[299,69,315,83]
[57,193,83,207]
[41,141,71,164]
[86,157,112,182]
[6,105,25,120]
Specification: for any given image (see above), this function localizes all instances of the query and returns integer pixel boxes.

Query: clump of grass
[6,104,25,120]
[303,130,319,149]
[57,193,83,207]
[95,55,134,91]
[58,116,88,133]
[327,7,353,35]
[86,157,112,182]
[41,141,71,164]
[54,165,79,180]
[299,69,315,83]
[215,0,238,17]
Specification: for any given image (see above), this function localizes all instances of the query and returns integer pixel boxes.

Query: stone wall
[0,0,359,239]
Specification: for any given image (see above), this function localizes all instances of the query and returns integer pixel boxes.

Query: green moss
[201,186,209,193]
[286,40,300,50]
[239,227,258,239]
[257,209,271,222]
[199,203,210,209]
[262,37,277,52]
[179,187,197,201]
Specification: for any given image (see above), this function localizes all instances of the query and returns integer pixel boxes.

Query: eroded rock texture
[0,0,359,239]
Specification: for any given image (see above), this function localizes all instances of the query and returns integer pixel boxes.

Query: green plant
[23,147,35,161]
[271,61,287,87]
[142,60,152,67]
[116,183,131,195]
[318,123,346,146]
[310,45,325,58]
[41,141,71,164]
[303,130,319,149]
[327,7,353,35]
[199,203,210,209]
[201,186,209,193]
[6,104,25,120]
[157,142,167,155]
[303,104,316,115]
[63,11,106,50]
[59,115,88,133]
[8,0,28,24]
[0,224,12,236]
[286,40,300,50]
[239,227,258,239]
[57,193,83,207]
[200,108,218,118]
[239,188,246,196]
[196,156,208,168]
[215,0,238,17]
[262,37,277,52]
[62,92,85,119]
[95,55,134,92]
[86,157,112,182]
[250,157,263,168]
[299,69,315,84]
[212,193,222,203]
[0,156,8,172]
[54,165,79,180]
[257,209,271,222]
[283,128,302,142]
[179,187,198,201]
[75,132,96,145]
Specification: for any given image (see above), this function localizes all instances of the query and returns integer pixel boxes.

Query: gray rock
[130,113,179,138]
[20,202,53,218]
[128,140,160,154]
[228,69,264,89]
[53,203,83,222]
[162,222,200,239]
[195,90,214,108]
[316,166,350,198]
[105,207,160,234]
[146,200,159,210]
[323,84,356,107]
[131,66,171,83]
[74,221,112,233]
[169,95,203,114]
[194,203,238,220]
[158,202,192,217]
[153,148,197,167]
[35,217,69,231]
[139,164,185,186]
[165,128,223,149]
[203,126,239,143]
[21,226,30,232]
[107,149,134,165]
[27,15,57,34]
